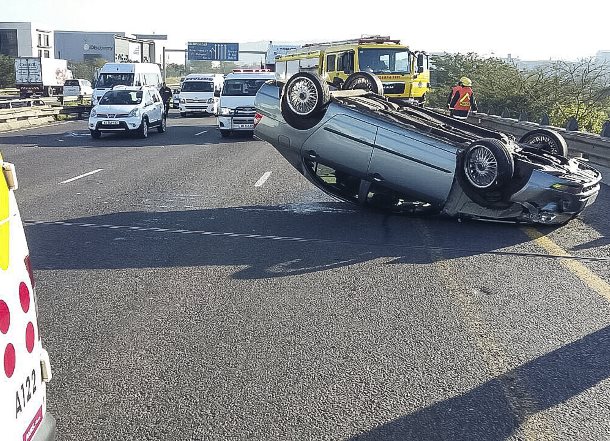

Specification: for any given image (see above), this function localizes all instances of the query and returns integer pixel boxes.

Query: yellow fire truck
[275,36,430,105]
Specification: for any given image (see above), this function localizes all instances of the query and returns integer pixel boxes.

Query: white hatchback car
[88,86,166,139]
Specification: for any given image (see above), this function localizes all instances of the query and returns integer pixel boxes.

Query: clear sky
[2,0,609,62]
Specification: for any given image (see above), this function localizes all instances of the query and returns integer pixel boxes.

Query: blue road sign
[187,42,239,61]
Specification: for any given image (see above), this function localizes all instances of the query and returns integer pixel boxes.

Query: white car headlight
[90,108,97,117]
[128,108,139,118]
[220,107,233,115]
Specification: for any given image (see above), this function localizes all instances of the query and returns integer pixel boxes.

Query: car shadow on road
[23,202,582,280]
[349,323,610,440]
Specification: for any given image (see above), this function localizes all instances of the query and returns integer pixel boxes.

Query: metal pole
[163,46,167,81]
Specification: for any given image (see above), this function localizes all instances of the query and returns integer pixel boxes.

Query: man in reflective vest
[448,76,478,119]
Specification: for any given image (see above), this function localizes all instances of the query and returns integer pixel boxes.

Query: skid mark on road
[524,227,610,300]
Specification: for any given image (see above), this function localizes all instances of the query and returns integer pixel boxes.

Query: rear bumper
[32,412,56,441]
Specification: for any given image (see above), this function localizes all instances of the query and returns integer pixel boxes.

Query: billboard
[187,42,239,61]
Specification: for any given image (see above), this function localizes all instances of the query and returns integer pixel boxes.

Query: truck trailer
[14,57,72,98]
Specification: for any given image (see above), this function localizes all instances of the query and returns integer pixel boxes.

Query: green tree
[428,53,610,133]
[544,58,610,132]
[0,55,15,88]
[68,58,106,84]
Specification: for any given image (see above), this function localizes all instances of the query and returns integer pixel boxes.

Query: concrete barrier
[0,100,61,131]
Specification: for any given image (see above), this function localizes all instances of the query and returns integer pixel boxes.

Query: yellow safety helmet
[459,76,472,87]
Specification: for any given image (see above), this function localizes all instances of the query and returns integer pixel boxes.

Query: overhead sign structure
[188,42,239,61]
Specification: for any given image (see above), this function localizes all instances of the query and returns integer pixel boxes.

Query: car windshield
[222,79,268,96]
[181,81,214,92]
[96,73,135,88]
[357,48,411,74]
[99,90,143,105]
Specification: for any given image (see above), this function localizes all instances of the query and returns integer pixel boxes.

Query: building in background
[0,22,54,58]
[55,31,155,63]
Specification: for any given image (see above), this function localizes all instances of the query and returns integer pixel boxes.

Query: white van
[217,69,275,137]
[92,63,162,105]
[178,74,224,117]
[63,79,93,99]
[0,153,55,441]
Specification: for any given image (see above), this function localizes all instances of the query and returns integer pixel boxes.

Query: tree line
[428,53,610,133]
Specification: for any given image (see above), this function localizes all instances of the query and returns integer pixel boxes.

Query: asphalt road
[1,112,609,441]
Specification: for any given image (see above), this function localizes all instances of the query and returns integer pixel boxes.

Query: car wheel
[281,72,330,130]
[139,117,149,139]
[342,72,384,95]
[518,129,568,157]
[90,129,101,139]
[462,139,514,190]
[157,116,167,133]
[220,130,231,138]
[283,72,330,117]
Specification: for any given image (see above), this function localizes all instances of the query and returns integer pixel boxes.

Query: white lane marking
[59,169,103,184]
[194,130,208,136]
[254,171,272,187]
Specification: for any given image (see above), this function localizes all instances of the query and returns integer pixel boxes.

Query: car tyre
[138,117,149,139]
[281,72,330,130]
[461,138,514,190]
[519,128,568,157]
[90,129,101,139]
[157,116,167,133]
[342,72,384,96]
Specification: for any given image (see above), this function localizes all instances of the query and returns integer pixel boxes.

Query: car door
[367,125,457,204]
[301,113,377,179]
[143,90,158,123]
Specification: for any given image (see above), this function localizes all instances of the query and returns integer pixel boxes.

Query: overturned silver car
[254,72,601,225]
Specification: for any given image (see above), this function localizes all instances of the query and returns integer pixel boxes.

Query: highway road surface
[1,112,609,440]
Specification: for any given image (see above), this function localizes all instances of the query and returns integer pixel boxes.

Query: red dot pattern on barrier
[25,322,35,353]
[0,300,9,334]
[19,282,30,313]
[4,343,15,378]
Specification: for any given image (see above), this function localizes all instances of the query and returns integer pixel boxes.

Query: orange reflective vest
[450,85,474,112]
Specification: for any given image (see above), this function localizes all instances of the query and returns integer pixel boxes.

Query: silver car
[254,72,601,225]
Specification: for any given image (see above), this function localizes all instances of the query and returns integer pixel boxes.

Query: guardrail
[465,112,610,168]
[0,98,61,131]
[0,88,19,96]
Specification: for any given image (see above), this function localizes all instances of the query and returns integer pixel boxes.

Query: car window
[152,91,160,103]
[99,90,143,105]
[181,81,214,92]
[145,91,154,106]
[326,54,336,72]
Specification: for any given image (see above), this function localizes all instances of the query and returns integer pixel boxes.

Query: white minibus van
[179,74,224,117]
[92,63,162,105]
[217,69,275,137]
